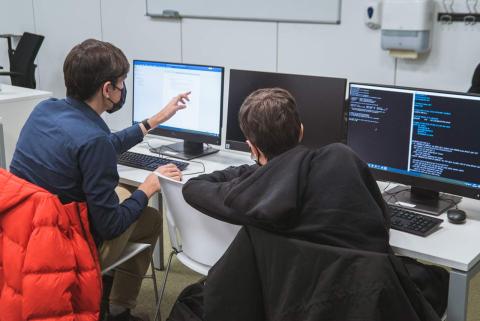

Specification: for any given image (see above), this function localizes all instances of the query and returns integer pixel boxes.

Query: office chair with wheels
[0,32,44,89]
[153,174,240,321]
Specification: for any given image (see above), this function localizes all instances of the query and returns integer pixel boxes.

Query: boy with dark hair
[180,88,447,320]
[183,87,390,252]
[10,39,188,321]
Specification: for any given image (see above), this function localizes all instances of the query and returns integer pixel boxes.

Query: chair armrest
[0,71,23,76]
[0,34,21,39]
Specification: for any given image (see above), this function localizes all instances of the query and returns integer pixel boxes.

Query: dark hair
[469,63,480,94]
[63,39,129,100]
[239,88,301,160]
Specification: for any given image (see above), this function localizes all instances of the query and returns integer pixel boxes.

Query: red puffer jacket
[0,169,102,321]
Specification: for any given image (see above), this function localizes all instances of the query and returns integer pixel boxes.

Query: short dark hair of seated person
[63,38,129,100]
[239,88,302,160]
[469,63,480,94]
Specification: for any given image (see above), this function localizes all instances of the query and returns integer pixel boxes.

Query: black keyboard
[118,151,189,171]
[389,205,443,237]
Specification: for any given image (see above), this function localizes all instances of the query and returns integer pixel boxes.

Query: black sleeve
[182,164,258,226]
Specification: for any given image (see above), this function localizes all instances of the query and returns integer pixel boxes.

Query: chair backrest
[10,32,44,89]
[158,174,241,268]
[0,119,5,169]
[101,242,151,275]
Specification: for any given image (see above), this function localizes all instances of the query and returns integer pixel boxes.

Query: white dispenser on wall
[381,0,434,59]
[365,1,382,29]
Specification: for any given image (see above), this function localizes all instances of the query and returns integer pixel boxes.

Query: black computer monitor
[347,83,480,215]
[225,69,347,152]
[133,60,224,160]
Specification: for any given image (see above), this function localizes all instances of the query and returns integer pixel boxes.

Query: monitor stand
[151,141,218,160]
[383,186,461,216]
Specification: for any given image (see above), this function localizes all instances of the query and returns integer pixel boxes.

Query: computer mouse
[447,209,466,224]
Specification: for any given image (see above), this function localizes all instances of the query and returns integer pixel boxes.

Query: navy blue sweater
[10,97,147,244]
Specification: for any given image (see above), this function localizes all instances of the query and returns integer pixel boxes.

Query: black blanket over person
[179,143,447,321]
[175,88,447,321]
[183,143,390,253]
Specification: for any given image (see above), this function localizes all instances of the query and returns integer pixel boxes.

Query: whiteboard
[146,0,342,24]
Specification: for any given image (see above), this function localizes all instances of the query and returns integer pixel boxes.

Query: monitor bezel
[132,59,224,146]
[225,68,348,152]
[347,82,480,200]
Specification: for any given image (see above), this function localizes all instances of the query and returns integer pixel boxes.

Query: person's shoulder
[31,97,60,112]
[48,99,108,147]
[319,142,355,156]
[312,143,364,167]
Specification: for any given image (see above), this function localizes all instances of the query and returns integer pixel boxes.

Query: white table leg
[447,261,480,321]
[447,269,469,321]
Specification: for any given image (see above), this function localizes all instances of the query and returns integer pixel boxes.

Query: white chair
[101,242,152,275]
[154,174,240,321]
[100,242,159,320]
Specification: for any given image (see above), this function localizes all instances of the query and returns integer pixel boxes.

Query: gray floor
[133,222,480,321]
[135,258,202,321]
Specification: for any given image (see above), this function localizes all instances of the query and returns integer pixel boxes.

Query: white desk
[380,182,480,321]
[0,84,51,167]
[119,140,251,186]
[118,141,480,321]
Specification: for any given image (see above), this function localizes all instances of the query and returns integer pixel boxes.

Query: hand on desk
[138,164,182,198]
[156,163,182,182]
[148,91,191,127]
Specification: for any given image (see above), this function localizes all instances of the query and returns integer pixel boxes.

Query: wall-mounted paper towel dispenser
[381,0,434,59]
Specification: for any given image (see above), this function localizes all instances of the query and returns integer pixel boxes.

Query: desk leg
[152,193,165,271]
[447,269,469,321]
[157,193,165,270]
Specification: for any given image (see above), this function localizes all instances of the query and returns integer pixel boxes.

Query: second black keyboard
[118,151,189,171]
[389,205,444,237]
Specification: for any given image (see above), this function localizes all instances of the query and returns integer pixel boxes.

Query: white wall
[1,0,479,132]
[396,22,480,91]
[100,0,182,130]
[0,0,36,84]
[278,0,396,84]
[33,0,103,98]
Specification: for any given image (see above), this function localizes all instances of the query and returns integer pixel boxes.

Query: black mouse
[447,209,466,224]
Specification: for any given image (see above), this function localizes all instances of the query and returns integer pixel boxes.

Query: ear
[102,81,113,99]
[299,123,304,143]
[246,140,258,158]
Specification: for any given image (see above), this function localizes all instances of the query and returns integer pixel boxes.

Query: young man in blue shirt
[10,39,188,321]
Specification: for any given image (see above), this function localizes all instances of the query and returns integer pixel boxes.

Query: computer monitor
[347,83,480,215]
[133,60,224,160]
[225,69,347,152]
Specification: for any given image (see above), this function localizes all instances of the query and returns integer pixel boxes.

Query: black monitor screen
[347,83,480,199]
[133,60,224,145]
[226,69,347,152]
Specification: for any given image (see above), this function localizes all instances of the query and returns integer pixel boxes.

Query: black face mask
[106,82,127,114]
